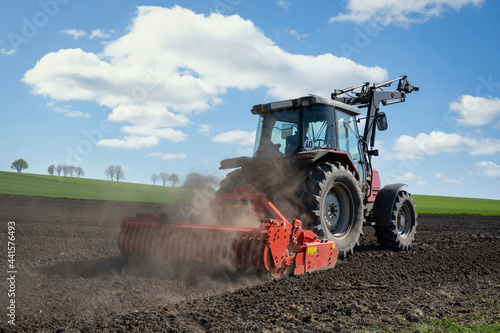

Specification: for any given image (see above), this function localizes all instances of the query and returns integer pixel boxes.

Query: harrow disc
[118,218,277,274]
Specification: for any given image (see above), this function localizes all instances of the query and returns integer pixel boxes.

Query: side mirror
[376,112,388,131]
[281,124,294,139]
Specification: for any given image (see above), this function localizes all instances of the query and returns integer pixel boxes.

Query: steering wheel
[314,138,325,147]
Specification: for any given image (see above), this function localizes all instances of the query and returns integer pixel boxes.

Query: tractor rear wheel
[303,162,364,258]
[217,165,306,223]
[375,190,417,250]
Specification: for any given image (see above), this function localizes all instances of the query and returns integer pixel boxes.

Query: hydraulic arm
[331,75,419,150]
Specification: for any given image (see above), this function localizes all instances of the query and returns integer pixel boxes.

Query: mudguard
[372,183,407,227]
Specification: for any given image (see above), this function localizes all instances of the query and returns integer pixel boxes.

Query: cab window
[336,110,361,163]
[254,110,300,157]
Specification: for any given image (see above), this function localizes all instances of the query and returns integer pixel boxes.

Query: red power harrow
[118,186,337,277]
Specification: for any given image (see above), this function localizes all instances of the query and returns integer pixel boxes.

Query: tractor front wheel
[375,190,418,250]
[303,162,364,258]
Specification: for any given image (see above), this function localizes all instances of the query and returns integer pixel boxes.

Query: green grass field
[0,171,499,215]
[0,171,193,204]
[412,194,500,216]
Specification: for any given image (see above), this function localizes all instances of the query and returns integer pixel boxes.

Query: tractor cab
[251,95,364,168]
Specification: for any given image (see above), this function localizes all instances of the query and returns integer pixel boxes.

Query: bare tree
[115,165,125,182]
[62,165,69,177]
[168,173,179,187]
[68,165,75,177]
[105,165,116,181]
[47,164,55,176]
[151,173,159,185]
[159,172,169,186]
[56,164,62,176]
[75,167,85,178]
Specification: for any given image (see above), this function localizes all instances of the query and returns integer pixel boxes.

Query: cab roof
[251,95,361,116]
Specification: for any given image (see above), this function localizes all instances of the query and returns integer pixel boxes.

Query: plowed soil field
[1,195,499,332]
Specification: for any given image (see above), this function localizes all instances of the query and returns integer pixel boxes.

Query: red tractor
[218,75,419,258]
[118,76,419,277]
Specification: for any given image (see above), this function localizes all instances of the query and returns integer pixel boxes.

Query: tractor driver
[285,120,309,154]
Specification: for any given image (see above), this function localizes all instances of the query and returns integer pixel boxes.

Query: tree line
[11,158,218,190]
[150,172,179,187]
[47,164,85,177]
[150,172,219,190]
[10,159,86,178]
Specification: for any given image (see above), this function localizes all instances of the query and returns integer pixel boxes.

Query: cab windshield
[253,105,336,158]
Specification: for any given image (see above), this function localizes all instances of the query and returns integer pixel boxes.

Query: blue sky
[1,0,499,200]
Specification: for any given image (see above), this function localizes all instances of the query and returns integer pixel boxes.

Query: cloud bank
[330,0,485,26]
[389,131,500,159]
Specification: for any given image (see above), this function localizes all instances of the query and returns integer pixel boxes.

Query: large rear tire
[217,165,306,223]
[303,162,364,258]
[375,190,417,250]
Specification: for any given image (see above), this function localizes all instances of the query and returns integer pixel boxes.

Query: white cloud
[1,48,16,56]
[449,95,500,127]
[97,135,161,149]
[89,29,113,39]
[109,105,190,128]
[277,0,290,9]
[470,139,500,155]
[61,28,114,40]
[395,172,426,184]
[24,6,387,149]
[198,124,213,136]
[286,29,309,42]
[60,29,87,39]
[383,171,426,186]
[212,130,256,146]
[330,0,485,26]
[394,131,471,154]
[435,173,473,184]
[121,125,187,143]
[148,152,188,159]
[389,131,500,159]
[383,151,422,160]
[471,161,500,179]
[52,106,90,118]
